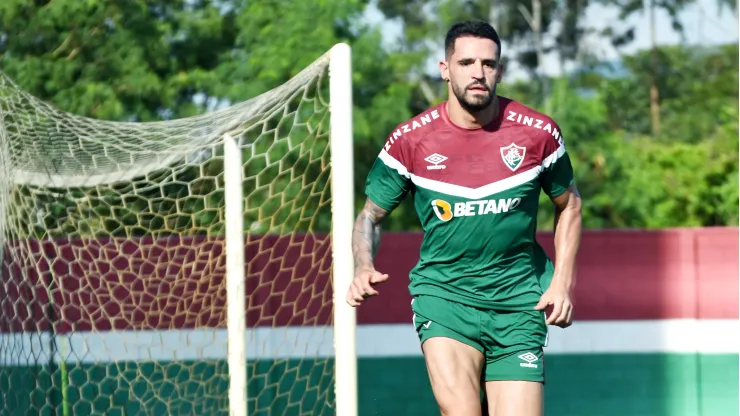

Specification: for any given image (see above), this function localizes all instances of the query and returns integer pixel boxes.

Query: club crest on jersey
[500,143,526,172]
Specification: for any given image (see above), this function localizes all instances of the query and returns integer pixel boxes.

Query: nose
[472,61,485,80]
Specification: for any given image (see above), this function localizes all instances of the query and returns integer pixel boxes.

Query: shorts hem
[483,375,545,384]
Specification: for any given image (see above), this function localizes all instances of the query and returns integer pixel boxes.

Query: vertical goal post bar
[329,42,359,416]
[224,132,247,416]
[222,43,358,416]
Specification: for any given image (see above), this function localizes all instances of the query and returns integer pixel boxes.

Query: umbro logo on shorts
[518,352,539,368]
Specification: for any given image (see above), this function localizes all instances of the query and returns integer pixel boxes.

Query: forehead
[450,35,499,60]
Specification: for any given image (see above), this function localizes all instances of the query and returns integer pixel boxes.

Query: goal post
[0,43,358,416]
[328,43,358,416]
[223,133,247,416]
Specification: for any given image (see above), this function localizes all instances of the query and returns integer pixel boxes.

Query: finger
[563,304,574,327]
[555,312,567,326]
[555,303,572,327]
[361,277,379,297]
[346,290,359,307]
[345,285,357,305]
[546,300,563,325]
[567,304,574,323]
[345,288,352,302]
[370,272,389,285]
[352,279,366,298]
[534,296,550,311]
[361,288,378,298]
[350,283,365,303]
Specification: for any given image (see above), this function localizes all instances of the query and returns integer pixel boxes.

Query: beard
[452,80,495,112]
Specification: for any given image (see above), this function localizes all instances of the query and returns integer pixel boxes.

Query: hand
[534,283,573,328]
[346,266,389,307]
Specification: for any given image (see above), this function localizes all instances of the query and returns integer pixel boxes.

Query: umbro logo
[518,352,539,368]
[424,153,448,170]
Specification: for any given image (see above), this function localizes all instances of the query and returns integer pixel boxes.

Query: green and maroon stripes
[0,228,737,415]
[0,228,736,340]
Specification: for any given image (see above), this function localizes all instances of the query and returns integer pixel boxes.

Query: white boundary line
[0,319,736,365]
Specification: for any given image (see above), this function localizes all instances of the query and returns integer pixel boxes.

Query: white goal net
[0,44,356,416]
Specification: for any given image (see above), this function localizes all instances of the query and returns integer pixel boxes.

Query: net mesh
[0,50,337,415]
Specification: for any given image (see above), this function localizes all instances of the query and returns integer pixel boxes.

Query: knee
[438,399,481,416]
[431,374,481,416]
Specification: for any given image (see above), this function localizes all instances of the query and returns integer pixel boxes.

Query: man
[347,20,582,416]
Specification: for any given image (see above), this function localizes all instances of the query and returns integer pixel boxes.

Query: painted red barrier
[0,228,736,333]
[362,227,739,323]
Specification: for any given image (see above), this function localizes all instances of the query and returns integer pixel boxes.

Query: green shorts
[411,294,548,383]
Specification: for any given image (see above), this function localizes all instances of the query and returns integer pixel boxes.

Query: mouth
[467,85,488,92]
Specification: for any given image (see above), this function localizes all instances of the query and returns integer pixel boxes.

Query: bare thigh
[422,336,485,416]
[484,380,543,416]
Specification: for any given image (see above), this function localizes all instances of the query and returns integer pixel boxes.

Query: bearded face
[441,35,502,113]
[450,77,496,113]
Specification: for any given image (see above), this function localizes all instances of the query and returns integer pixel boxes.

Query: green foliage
[568,126,738,229]
[598,44,739,142]
[532,50,739,230]
[0,0,238,121]
[0,0,413,237]
[0,2,736,233]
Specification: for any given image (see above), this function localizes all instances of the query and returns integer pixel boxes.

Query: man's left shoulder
[501,98,565,147]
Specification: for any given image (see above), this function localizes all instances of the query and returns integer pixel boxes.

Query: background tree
[0,0,736,231]
[597,0,698,136]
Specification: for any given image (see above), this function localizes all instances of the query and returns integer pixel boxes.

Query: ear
[439,60,450,82]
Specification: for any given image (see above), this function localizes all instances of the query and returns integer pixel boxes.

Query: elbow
[556,193,582,221]
[571,194,583,216]
[568,196,583,226]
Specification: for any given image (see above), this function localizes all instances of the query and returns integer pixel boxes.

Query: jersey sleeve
[364,136,414,212]
[539,123,574,198]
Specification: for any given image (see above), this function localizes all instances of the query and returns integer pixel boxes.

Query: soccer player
[346,20,582,416]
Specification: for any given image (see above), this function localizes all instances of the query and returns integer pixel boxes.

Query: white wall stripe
[0,319,736,365]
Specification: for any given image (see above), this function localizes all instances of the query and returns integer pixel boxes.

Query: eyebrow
[457,58,498,65]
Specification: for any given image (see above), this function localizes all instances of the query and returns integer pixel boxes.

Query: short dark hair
[445,20,502,59]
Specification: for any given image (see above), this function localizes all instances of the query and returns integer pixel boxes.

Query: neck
[446,95,499,130]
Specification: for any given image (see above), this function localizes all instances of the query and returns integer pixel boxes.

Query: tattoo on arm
[352,199,388,271]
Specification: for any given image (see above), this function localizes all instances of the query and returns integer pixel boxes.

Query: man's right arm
[347,197,391,307]
[347,129,413,306]
[352,197,389,271]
